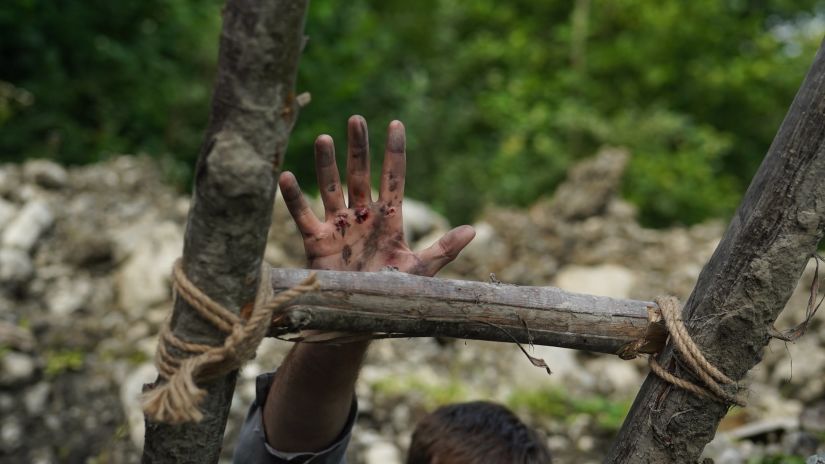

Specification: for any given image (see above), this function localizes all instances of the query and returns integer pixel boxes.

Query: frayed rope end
[142,360,208,424]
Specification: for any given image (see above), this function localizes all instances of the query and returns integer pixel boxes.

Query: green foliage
[2,0,823,225]
[44,348,85,377]
[748,455,807,464]
[372,373,469,409]
[507,387,631,432]
[0,0,221,171]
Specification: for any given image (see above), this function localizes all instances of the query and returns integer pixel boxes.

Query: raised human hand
[279,116,475,276]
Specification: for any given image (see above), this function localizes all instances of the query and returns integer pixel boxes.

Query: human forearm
[263,340,369,452]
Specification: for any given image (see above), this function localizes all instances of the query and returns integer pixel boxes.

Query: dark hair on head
[406,401,552,464]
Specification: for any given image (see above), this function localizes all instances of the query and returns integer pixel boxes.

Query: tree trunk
[141,1,308,463]
[606,40,825,463]
[267,267,665,356]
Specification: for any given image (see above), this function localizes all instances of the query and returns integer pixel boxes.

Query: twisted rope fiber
[142,258,319,424]
[649,296,747,407]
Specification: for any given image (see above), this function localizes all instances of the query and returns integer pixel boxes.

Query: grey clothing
[233,372,357,464]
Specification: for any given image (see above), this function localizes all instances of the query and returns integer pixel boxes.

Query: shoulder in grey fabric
[233,371,357,464]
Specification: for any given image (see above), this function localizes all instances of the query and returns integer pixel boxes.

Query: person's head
[406,401,552,464]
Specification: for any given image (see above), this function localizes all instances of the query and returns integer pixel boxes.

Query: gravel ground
[1,154,823,464]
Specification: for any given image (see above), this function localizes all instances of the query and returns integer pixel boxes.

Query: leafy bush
[2,0,822,226]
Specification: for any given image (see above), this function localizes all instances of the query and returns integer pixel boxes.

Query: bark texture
[268,268,664,355]
[141,1,308,463]
[606,41,825,463]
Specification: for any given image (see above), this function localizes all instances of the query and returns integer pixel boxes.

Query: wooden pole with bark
[605,40,825,463]
[266,268,666,356]
[141,1,308,463]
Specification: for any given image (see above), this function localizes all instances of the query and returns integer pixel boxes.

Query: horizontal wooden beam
[267,267,666,356]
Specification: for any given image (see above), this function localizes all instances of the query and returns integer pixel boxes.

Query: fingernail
[315,136,334,167]
[388,122,405,153]
[349,117,368,157]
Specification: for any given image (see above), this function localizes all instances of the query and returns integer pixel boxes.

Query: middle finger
[346,115,372,208]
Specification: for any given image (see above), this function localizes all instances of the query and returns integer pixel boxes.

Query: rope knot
[648,296,747,407]
[142,259,319,424]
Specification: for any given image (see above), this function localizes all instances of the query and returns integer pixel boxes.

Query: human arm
[262,116,476,453]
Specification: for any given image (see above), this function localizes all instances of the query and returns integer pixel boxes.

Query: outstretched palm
[279,116,475,276]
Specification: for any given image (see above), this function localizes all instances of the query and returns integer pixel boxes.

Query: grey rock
[23,382,51,415]
[23,159,68,189]
[0,394,13,412]
[0,351,37,386]
[587,357,643,395]
[2,200,54,251]
[115,220,182,316]
[0,166,20,196]
[808,454,825,464]
[28,448,56,464]
[547,147,629,221]
[784,430,819,457]
[120,362,158,448]
[553,264,638,299]
[403,198,449,242]
[801,400,825,433]
[363,440,402,464]
[770,335,825,401]
[0,247,34,284]
[0,321,35,351]
[45,276,92,317]
[0,198,16,232]
[725,417,799,441]
[1,417,22,450]
[715,447,746,464]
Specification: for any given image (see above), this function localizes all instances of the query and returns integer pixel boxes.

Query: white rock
[363,441,402,464]
[0,417,22,449]
[264,243,288,266]
[0,198,16,233]
[512,346,593,389]
[724,416,799,441]
[715,447,746,464]
[553,264,638,299]
[587,357,643,395]
[120,362,158,448]
[23,159,68,189]
[0,351,36,386]
[0,247,33,283]
[808,454,825,464]
[28,448,55,464]
[46,277,92,317]
[576,435,595,452]
[403,198,449,242]
[116,221,182,315]
[0,394,13,412]
[2,200,54,251]
[770,335,825,400]
[136,336,159,361]
[23,382,51,415]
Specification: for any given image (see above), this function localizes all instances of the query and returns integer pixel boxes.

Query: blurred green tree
[0,0,221,176]
[1,0,822,225]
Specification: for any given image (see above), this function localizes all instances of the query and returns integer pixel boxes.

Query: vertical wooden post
[141,1,308,462]
[606,40,825,463]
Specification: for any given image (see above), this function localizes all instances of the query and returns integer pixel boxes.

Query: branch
[141,1,308,463]
[267,268,665,356]
[606,40,825,463]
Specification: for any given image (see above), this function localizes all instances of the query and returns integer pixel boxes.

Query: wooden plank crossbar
[267,268,667,356]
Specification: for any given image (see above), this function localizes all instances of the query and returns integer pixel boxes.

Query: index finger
[346,115,372,208]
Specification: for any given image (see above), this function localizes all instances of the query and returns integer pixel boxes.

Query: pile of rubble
[0,153,823,463]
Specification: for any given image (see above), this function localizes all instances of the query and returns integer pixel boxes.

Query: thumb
[415,225,476,276]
